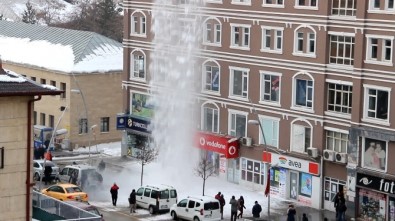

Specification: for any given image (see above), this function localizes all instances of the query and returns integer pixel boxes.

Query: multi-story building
[0,20,123,150]
[122,1,395,220]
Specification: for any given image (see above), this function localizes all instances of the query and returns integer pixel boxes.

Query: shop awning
[196,131,239,159]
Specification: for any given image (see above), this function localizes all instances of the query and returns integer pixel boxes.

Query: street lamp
[248,119,271,220]
[71,89,92,164]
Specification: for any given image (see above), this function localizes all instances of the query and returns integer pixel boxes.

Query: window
[324,177,346,202]
[203,18,221,46]
[230,67,249,99]
[331,0,356,16]
[50,80,56,87]
[369,0,394,11]
[231,0,251,5]
[291,123,311,153]
[329,33,355,65]
[136,188,144,196]
[260,72,281,104]
[230,24,251,49]
[131,12,146,36]
[363,138,387,171]
[100,117,110,132]
[79,118,88,134]
[202,61,220,93]
[33,111,37,125]
[60,82,66,99]
[178,199,188,207]
[49,115,54,128]
[299,173,313,197]
[31,76,36,81]
[293,26,316,56]
[364,85,390,121]
[296,0,317,7]
[294,79,313,109]
[131,51,145,80]
[258,116,279,148]
[262,0,284,7]
[366,35,394,64]
[261,27,283,53]
[229,111,247,137]
[144,188,151,197]
[327,82,352,114]
[202,105,219,133]
[40,113,46,126]
[188,200,195,208]
[325,129,348,153]
[40,78,46,85]
[241,158,265,185]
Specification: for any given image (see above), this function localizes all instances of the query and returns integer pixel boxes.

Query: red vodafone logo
[228,145,236,156]
[200,137,206,146]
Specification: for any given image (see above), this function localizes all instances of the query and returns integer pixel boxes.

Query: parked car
[58,164,103,190]
[64,201,105,221]
[33,159,59,181]
[41,183,89,202]
[170,196,221,221]
[135,184,178,214]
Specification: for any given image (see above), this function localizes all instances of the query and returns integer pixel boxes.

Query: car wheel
[171,211,178,220]
[34,173,40,181]
[193,217,200,221]
[149,206,155,214]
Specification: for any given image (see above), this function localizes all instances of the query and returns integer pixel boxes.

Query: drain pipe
[26,95,41,221]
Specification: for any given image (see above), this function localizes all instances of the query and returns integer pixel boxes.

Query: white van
[135,184,178,214]
[170,196,221,221]
[58,164,103,190]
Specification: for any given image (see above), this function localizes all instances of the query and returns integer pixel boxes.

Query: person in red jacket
[110,183,119,206]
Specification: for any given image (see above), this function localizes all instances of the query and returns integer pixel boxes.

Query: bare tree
[37,0,66,25]
[135,145,159,186]
[194,155,216,196]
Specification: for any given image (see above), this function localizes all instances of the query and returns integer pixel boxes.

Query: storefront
[356,172,395,221]
[196,131,239,183]
[262,152,321,209]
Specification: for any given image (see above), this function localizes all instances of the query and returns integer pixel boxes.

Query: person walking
[252,201,262,219]
[69,170,78,185]
[286,204,296,221]
[237,196,246,219]
[110,182,119,206]
[44,163,53,185]
[302,213,308,221]
[229,195,238,221]
[219,194,225,220]
[336,194,347,221]
[129,189,136,214]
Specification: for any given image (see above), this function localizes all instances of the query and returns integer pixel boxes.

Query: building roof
[0,20,123,73]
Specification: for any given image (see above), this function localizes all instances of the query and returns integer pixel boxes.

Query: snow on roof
[0,68,26,83]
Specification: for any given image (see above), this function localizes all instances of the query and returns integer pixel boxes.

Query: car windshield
[87,208,101,215]
[65,187,83,193]
[40,162,55,167]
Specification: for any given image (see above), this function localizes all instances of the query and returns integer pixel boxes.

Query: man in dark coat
[219,194,225,220]
[44,164,53,185]
[229,196,238,221]
[252,201,262,219]
[110,183,119,206]
[129,189,137,213]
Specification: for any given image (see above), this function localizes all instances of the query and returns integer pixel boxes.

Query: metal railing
[32,190,102,221]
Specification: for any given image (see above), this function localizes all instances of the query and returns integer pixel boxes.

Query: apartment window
[293,26,316,56]
[203,18,221,45]
[49,115,54,128]
[364,86,390,121]
[261,27,283,52]
[296,0,317,7]
[294,79,313,109]
[202,105,219,133]
[230,67,249,99]
[100,117,110,132]
[131,12,146,36]
[229,111,247,137]
[31,76,36,81]
[363,137,387,171]
[291,123,311,153]
[329,34,355,65]
[369,0,394,11]
[332,0,356,16]
[327,82,352,114]
[40,78,46,85]
[50,80,56,87]
[231,0,251,5]
[202,61,220,93]
[366,36,393,64]
[325,129,348,153]
[33,111,37,125]
[60,82,66,99]
[260,72,281,104]
[40,113,46,126]
[241,158,265,185]
[131,51,145,80]
[259,116,279,148]
[263,0,284,6]
[79,118,88,134]
[230,24,251,49]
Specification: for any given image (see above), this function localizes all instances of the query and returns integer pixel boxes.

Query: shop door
[227,159,239,184]
[290,171,298,200]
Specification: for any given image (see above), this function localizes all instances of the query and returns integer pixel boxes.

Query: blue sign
[116,115,151,134]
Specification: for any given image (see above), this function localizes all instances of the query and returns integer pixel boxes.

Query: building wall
[0,96,31,221]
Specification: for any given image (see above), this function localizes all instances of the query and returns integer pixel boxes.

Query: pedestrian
[335,193,347,221]
[44,151,53,161]
[69,170,78,185]
[129,189,136,214]
[237,196,246,219]
[215,192,221,200]
[252,201,262,219]
[44,163,53,185]
[110,182,119,206]
[302,213,308,221]
[229,195,238,221]
[286,204,296,221]
[219,194,225,220]
[98,159,106,172]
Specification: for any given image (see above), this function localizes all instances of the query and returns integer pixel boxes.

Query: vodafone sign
[196,132,239,159]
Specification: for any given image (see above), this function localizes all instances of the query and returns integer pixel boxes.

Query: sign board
[196,131,239,159]
[356,172,395,195]
[116,115,151,134]
[262,152,320,175]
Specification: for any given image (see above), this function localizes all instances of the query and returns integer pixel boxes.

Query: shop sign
[262,152,319,175]
[356,172,395,194]
[116,115,151,133]
[196,131,239,159]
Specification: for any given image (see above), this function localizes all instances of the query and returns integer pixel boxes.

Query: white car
[33,160,59,181]
[170,196,221,221]
[58,164,103,190]
[135,184,178,214]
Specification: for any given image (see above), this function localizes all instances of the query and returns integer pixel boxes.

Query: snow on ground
[66,142,290,219]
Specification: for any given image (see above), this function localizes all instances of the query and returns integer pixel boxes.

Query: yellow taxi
[41,183,88,202]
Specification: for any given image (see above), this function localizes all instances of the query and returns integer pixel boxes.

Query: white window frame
[230,24,251,50]
[262,0,285,8]
[205,0,223,3]
[258,115,280,148]
[228,109,248,138]
[368,0,395,12]
[259,71,281,106]
[331,0,357,17]
[324,126,349,153]
[231,0,251,5]
[294,0,318,9]
[261,26,284,53]
[365,34,394,66]
[328,31,355,66]
[201,103,220,133]
[229,66,249,100]
[202,60,221,94]
[290,120,312,154]
[362,84,391,125]
[130,50,146,81]
[326,79,353,116]
[293,26,317,57]
[291,72,314,112]
[130,11,147,37]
